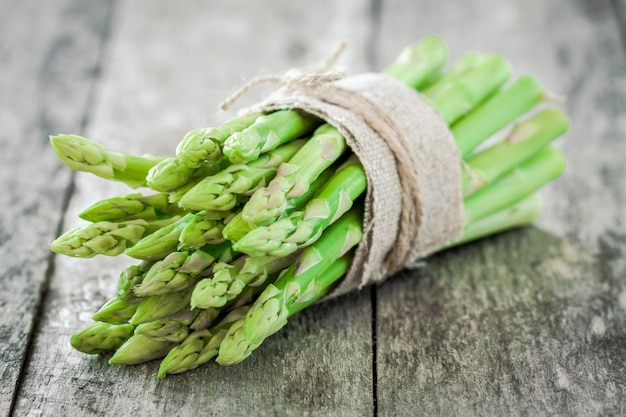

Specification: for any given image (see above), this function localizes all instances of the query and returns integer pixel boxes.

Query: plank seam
[366,1,382,415]
[371,285,379,417]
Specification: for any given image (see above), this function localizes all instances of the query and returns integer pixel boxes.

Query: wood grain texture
[374,0,626,415]
[0,0,113,414]
[5,0,626,416]
[12,1,377,416]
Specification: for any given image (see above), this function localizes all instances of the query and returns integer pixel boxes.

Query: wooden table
[2,0,625,415]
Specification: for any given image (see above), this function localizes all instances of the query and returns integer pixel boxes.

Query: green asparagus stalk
[217,208,362,365]
[176,112,262,168]
[176,131,220,170]
[50,217,180,258]
[125,213,195,261]
[240,124,348,226]
[178,211,228,250]
[116,261,154,305]
[190,252,299,309]
[421,51,484,97]
[146,158,219,193]
[451,193,542,247]
[461,108,569,196]
[148,113,264,192]
[134,318,190,343]
[79,192,185,223]
[178,139,306,211]
[92,297,138,325]
[134,243,229,296]
[383,35,448,89]
[50,134,164,188]
[222,167,334,243]
[451,75,546,157]
[129,290,193,325]
[108,334,178,365]
[189,307,221,331]
[234,154,366,257]
[464,147,566,224]
[158,306,250,377]
[217,253,354,365]
[223,110,321,164]
[426,53,512,126]
[70,322,135,354]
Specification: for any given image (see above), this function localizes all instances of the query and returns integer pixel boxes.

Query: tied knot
[220,42,348,112]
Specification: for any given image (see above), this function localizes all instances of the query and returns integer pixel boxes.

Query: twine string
[219,41,348,112]
[217,43,463,287]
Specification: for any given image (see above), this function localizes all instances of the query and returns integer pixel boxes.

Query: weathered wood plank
[0,0,113,414]
[375,0,626,415]
[12,1,377,416]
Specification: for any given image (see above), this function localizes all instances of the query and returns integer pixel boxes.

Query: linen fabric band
[243,72,464,298]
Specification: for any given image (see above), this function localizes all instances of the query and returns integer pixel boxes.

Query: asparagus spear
[190,252,298,309]
[113,299,225,365]
[178,211,227,250]
[222,110,321,164]
[134,318,190,343]
[146,158,219,193]
[125,213,195,261]
[134,243,229,296]
[383,35,448,89]
[158,306,250,377]
[464,147,566,224]
[217,208,362,365]
[427,53,512,126]
[129,290,193,325]
[176,112,262,168]
[240,124,348,226]
[176,130,221,170]
[149,113,264,192]
[461,108,570,196]
[452,75,546,157]
[178,139,306,211]
[189,307,221,331]
[108,334,178,365]
[70,322,135,354]
[128,249,234,324]
[217,253,354,365]
[450,193,543,248]
[234,154,366,257]
[116,261,153,305]
[421,51,484,97]
[50,134,164,188]
[79,192,185,223]
[222,167,334,243]
[92,297,137,325]
[50,217,180,258]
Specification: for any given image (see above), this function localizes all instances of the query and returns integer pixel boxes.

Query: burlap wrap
[242,73,464,298]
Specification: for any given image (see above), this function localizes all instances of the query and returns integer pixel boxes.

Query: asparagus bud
[70,322,135,354]
[50,134,164,188]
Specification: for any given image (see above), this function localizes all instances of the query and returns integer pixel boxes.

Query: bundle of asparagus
[50,36,568,378]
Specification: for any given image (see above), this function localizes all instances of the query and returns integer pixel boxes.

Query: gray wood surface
[0,0,113,414]
[375,0,626,415]
[2,0,625,416]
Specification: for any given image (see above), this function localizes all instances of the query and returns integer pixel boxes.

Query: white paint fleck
[606,381,617,399]
[555,366,570,390]
[591,316,606,336]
